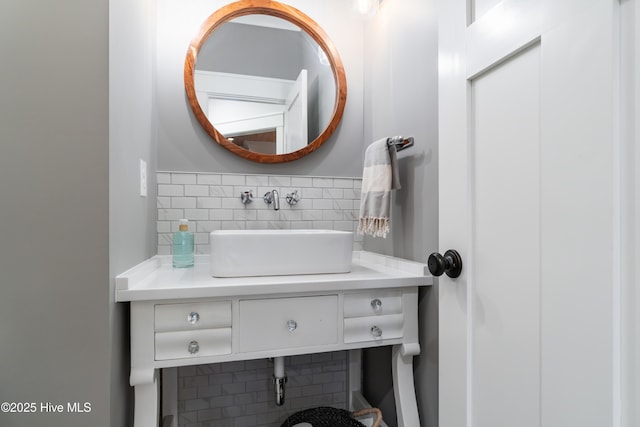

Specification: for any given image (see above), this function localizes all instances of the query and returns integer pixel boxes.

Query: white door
[214,112,284,151]
[283,69,308,153]
[438,1,623,426]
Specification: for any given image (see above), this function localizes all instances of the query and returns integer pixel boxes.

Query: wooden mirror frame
[184,0,347,163]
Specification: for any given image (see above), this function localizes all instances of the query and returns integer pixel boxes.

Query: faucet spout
[264,190,280,210]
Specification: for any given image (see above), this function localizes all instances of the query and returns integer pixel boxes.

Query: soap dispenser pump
[172,219,194,268]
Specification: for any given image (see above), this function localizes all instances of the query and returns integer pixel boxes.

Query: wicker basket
[280,407,383,427]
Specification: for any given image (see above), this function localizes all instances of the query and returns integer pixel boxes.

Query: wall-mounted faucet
[263,189,280,211]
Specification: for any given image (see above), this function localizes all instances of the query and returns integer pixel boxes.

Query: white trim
[466,77,475,427]
[195,70,294,104]
[214,111,284,138]
[465,0,542,80]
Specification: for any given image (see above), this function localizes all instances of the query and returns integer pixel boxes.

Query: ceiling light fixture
[353,0,381,18]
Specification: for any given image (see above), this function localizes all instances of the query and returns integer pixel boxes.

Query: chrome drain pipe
[273,356,287,406]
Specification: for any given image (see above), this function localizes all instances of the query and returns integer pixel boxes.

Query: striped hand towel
[357,138,401,238]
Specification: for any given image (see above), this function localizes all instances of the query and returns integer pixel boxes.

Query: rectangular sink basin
[210,229,353,277]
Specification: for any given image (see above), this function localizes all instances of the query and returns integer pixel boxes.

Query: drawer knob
[370,298,382,312]
[371,326,383,338]
[287,320,298,332]
[187,312,200,324]
[188,340,200,354]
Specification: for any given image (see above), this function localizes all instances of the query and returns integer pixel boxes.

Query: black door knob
[428,250,463,278]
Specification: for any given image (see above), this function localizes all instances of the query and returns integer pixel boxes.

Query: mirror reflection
[194,15,337,155]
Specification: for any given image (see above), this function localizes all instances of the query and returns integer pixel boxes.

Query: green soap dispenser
[172,219,194,268]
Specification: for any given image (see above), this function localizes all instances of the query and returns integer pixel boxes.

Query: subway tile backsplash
[157,171,363,256]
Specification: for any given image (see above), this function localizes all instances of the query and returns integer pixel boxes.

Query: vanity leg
[132,369,159,427]
[347,349,363,410]
[392,345,420,427]
[162,368,178,427]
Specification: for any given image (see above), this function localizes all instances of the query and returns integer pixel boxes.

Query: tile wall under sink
[178,352,348,427]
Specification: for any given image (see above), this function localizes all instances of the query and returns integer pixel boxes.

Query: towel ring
[387,136,414,152]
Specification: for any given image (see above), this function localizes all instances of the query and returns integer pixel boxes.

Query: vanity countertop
[116,251,432,302]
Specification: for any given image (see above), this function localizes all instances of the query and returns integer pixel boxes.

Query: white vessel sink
[210,229,353,277]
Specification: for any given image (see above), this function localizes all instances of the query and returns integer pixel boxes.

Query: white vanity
[116,250,432,427]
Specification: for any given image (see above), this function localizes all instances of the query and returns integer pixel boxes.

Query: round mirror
[185,0,347,163]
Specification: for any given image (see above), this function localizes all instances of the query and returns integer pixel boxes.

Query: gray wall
[110,0,159,425]
[197,22,303,80]
[361,0,439,426]
[301,31,337,143]
[0,0,111,426]
[155,0,365,177]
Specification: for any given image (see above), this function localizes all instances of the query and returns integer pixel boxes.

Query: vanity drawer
[155,328,231,360]
[344,290,402,318]
[154,301,231,332]
[238,295,338,353]
[344,314,404,344]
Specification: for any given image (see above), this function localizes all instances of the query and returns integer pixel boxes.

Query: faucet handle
[285,190,300,205]
[240,191,253,205]
[264,189,280,210]
[263,192,274,204]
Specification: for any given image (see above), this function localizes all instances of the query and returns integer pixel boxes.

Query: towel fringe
[358,217,390,238]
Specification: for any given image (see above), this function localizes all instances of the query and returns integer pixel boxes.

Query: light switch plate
[140,158,147,197]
